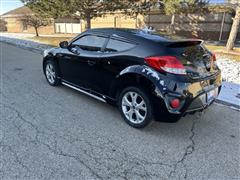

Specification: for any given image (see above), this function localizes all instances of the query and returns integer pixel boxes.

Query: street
[0,42,239,179]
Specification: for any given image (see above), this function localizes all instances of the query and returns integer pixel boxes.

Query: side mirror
[59,41,69,48]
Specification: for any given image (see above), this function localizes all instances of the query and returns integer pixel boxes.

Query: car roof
[87,28,172,43]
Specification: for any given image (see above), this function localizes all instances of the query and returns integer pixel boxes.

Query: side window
[105,39,136,52]
[71,35,106,52]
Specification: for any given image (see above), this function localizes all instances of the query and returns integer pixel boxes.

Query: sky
[0,0,227,16]
[0,0,24,15]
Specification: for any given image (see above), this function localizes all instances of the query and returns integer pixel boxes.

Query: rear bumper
[184,87,220,114]
[154,71,222,115]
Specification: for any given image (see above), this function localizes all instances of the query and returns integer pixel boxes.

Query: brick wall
[84,13,145,30]
[2,16,55,35]
[3,17,23,32]
[25,25,55,35]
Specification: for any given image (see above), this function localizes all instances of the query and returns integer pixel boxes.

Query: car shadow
[57,85,231,140]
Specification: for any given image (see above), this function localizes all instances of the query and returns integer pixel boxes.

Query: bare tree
[226,6,240,51]
[21,15,50,36]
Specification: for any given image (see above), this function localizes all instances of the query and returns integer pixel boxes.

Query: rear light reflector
[212,53,216,61]
[170,98,180,108]
[144,56,186,75]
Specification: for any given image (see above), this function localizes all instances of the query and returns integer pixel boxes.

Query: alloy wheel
[121,91,147,124]
[45,63,56,84]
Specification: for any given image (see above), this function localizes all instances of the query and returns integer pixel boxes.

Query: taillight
[144,56,186,75]
[170,98,180,108]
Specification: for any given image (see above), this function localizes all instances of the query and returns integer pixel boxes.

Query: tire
[118,86,153,128]
[44,60,61,86]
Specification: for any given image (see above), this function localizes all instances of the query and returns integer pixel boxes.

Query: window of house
[22,22,27,31]
[71,35,107,52]
[105,39,136,52]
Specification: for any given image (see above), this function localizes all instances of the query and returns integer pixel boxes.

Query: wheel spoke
[130,92,137,103]
[126,109,134,120]
[122,96,132,107]
[46,65,50,72]
[135,110,144,122]
[136,101,146,111]
[50,71,55,78]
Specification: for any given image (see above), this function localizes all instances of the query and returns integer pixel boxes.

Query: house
[0,6,56,34]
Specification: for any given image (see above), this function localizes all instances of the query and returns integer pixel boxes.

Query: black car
[43,28,222,128]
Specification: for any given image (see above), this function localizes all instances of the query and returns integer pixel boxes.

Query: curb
[0,36,54,55]
[215,99,240,110]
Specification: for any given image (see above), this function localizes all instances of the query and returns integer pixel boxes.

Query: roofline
[1,6,32,17]
[1,13,33,18]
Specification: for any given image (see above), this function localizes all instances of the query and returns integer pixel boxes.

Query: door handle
[57,54,71,60]
[57,53,63,57]
[87,60,96,66]
[64,56,72,60]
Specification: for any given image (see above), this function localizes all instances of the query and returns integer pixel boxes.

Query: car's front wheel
[44,60,60,86]
[118,86,153,128]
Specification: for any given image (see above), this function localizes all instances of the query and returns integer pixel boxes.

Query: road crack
[168,114,199,179]
[2,102,198,179]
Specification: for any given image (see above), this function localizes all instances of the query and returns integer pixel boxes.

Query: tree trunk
[226,7,240,51]
[135,14,138,28]
[34,27,39,37]
[169,14,175,34]
[86,14,91,30]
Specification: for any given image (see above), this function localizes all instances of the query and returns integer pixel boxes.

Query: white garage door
[55,23,81,33]
[72,24,81,33]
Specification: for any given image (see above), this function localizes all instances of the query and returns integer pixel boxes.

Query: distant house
[0,6,82,34]
[1,6,54,34]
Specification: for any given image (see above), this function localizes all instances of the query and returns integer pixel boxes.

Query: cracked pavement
[0,42,239,179]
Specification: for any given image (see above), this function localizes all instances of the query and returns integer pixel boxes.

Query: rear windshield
[132,30,187,42]
[167,44,208,64]
[133,30,170,42]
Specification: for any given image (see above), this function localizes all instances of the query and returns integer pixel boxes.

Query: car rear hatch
[165,40,219,79]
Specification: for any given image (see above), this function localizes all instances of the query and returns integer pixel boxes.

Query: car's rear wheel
[118,86,153,128]
[44,60,60,86]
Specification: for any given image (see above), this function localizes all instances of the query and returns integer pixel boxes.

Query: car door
[96,38,138,96]
[58,34,108,91]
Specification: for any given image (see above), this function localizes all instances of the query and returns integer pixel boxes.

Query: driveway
[0,42,239,179]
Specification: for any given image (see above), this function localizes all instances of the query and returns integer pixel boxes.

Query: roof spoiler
[166,39,203,48]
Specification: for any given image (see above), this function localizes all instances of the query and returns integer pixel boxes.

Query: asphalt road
[0,42,239,180]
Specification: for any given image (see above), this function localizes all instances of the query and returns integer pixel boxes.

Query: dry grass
[27,36,73,47]
[205,45,240,61]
